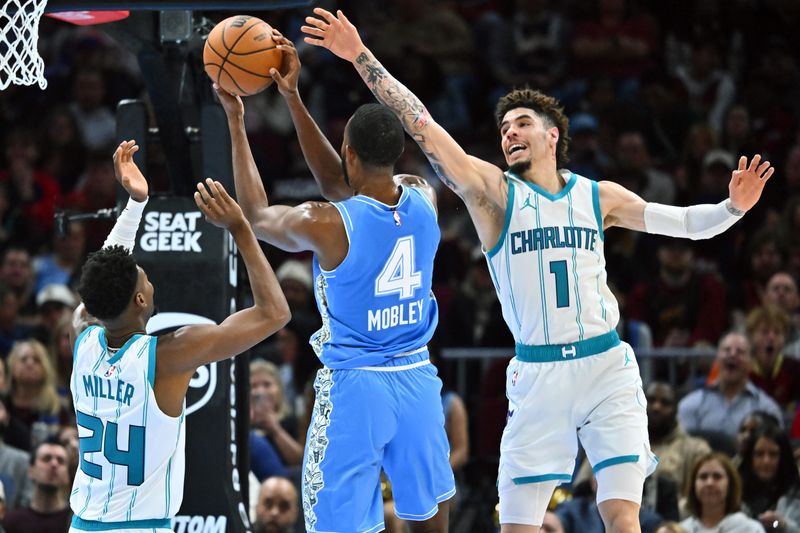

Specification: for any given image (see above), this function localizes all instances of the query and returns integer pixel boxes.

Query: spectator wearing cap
[678,332,783,443]
[693,149,737,205]
[2,441,70,533]
[615,130,676,204]
[34,285,76,345]
[275,259,317,329]
[626,237,726,349]
[745,305,800,410]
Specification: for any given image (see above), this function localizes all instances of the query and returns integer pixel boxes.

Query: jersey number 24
[77,410,145,486]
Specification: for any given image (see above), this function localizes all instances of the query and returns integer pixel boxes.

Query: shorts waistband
[71,516,172,531]
[352,346,429,371]
[515,331,620,363]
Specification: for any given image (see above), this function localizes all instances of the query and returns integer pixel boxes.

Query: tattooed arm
[301,8,504,203]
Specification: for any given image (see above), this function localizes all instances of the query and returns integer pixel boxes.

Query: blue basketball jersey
[310,185,439,369]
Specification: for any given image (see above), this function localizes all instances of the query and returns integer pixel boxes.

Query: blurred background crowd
[1,0,800,531]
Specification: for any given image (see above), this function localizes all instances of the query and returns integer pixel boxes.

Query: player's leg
[407,500,450,533]
[382,361,454,532]
[497,358,578,530]
[596,462,645,533]
[301,368,394,533]
[498,476,560,533]
[577,343,656,533]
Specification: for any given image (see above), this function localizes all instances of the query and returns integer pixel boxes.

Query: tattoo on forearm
[355,52,431,134]
[413,133,457,192]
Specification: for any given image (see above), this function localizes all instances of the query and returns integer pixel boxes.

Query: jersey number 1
[549,260,570,308]
[375,236,422,300]
[77,410,145,486]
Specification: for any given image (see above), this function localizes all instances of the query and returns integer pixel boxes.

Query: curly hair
[77,245,139,320]
[494,88,571,169]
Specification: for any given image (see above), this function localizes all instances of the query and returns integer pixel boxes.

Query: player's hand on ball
[112,140,148,202]
[194,178,246,230]
[270,31,300,97]
[302,8,364,62]
[213,83,244,119]
[729,154,775,213]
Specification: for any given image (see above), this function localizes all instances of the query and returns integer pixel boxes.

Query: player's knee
[603,512,640,533]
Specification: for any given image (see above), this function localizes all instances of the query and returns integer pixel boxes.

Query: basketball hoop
[0,0,130,90]
[0,0,49,89]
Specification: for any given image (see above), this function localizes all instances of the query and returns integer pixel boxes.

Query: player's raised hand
[270,31,300,97]
[728,154,775,213]
[112,140,148,202]
[302,8,364,63]
[194,178,246,230]
[213,83,244,119]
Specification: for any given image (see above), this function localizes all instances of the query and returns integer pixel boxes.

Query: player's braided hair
[346,103,405,167]
[495,88,571,169]
[77,245,139,320]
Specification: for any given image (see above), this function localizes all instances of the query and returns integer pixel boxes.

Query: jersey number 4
[375,236,422,300]
[77,410,145,486]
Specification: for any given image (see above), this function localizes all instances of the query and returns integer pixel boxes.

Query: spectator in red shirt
[0,128,60,248]
[627,238,726,348]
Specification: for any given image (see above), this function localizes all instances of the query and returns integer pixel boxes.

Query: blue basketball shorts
[301,350,455,533]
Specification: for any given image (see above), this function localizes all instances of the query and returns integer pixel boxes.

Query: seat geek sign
[135,196,250,533]
[140,211,204,252]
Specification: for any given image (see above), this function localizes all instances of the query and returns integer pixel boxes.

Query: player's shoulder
[292,201,342,223]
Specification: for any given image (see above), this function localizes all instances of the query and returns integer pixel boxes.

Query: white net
[0,0,48,90]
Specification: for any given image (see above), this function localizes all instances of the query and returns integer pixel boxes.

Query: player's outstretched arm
[301,8,502,201]
[71,140,148,348]
[215,84,272,227]
[157,179,290,375]
[270,31,352,201]
[102,140,149,252]
[600,154,774,238]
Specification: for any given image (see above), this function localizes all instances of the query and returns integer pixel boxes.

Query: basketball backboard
[45,0,315,11]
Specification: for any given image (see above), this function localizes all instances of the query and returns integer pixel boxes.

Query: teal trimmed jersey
[70,326,185,527]
[484,171,619,346]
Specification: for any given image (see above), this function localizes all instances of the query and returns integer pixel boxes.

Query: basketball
[203,15,283,96]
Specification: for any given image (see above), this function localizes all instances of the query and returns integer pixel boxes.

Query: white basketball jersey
[70,325,185,523]
[484,171,620,346]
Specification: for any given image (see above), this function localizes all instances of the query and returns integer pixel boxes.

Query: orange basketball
[203,15,283,96]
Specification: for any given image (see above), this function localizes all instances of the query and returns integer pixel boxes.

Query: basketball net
[0,0,130,91]
[0,0,49,90]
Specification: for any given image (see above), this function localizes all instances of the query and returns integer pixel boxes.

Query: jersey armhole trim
[486,176,515,258]
[73,325,98,365]
[319,202,352,275]
[148,336,157,388]
[591,179,605,241]
[410,185,438,220]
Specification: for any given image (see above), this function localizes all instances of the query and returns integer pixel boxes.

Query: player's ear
[134,291,146,308]
[548,127,559,159]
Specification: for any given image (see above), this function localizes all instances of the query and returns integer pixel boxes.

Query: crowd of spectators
[1,0,800,531]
